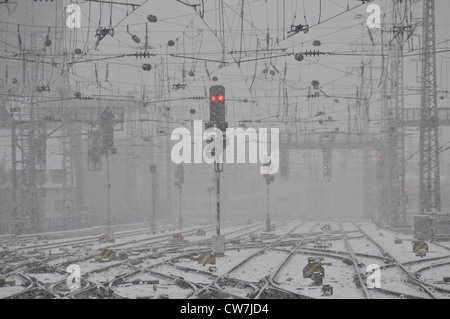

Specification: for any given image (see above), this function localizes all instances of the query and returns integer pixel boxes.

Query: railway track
[351,222,446,299]
[260,221,438,299]
[60,221,272,299]
[0,221,251,299]
[337,222,430,299]
[2,218,450,299]
[189,220,313,299]
[1,221,244,275]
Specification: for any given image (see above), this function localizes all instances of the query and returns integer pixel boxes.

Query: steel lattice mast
[419,0,441,215]
[387,0,413,226]
[379,0,412,226]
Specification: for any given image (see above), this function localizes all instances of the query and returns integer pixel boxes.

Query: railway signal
[99,108,115,154]
[303,257,325,286]
[321,225,332,236]
[173,233,183,241]
[376,154,384,179]
[323,149,332,182]
[280,144,289,181]
[206,85,228,256]
[206,86,228,159]
[412,240,429,254]
[210,85,226,123]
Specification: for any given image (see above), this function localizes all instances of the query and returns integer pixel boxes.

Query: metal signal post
[263,162,275,232]
[214,162,223,235]
[150,165,157,233]
[207,186,215,224]
[178,184,183,230]
[100,108,115,242]
[175,164,184,230]
[266,178,271,231]
[208,85,227,255]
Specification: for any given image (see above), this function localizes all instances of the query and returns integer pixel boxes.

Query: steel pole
[11,117,17,221]
[208,190,212,224]
[216,170,220,236]
[178,186,183,230]
[106,151,111,228]
[152,171,156,232]
[266,181,271,231]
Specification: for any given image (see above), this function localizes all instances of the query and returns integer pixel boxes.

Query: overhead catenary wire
[1,0,447,130]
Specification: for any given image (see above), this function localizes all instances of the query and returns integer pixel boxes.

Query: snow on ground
[152,264,215,285]
[219,284,254,297]
[304,237,348,252]
[271,220,306,236]
[139,254,177,269]
[345,231,364,239]
[112,272,192,299]
[355,256,388,269]
[0,286,26,299]
[277,253,363,299]
[29,273,65,285]
[288,221,318,235]
[86,264,134,284]
[175,249,261,276]
[404,256,450,275]
[227,250,289,283]
[347,237,385,257]
[76,259,125,274]
[438,242,450,249]
[358,223,450,263]
[370,290,405,299]
[2,220,449,299]
[376,267,430,298]
[0,275,29,299]
[222,224,268,240]
[417,264,450,288]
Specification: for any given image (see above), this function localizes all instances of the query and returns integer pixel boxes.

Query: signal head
[210,85,226,123]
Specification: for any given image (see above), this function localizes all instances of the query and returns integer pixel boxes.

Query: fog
[0,0,449,233]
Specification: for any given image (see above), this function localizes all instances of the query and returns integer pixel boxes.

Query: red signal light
[211,95,224,102]
[377,157,381,162]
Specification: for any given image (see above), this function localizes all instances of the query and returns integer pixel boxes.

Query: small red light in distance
[218,95,224,101]
[211,96,217,102]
